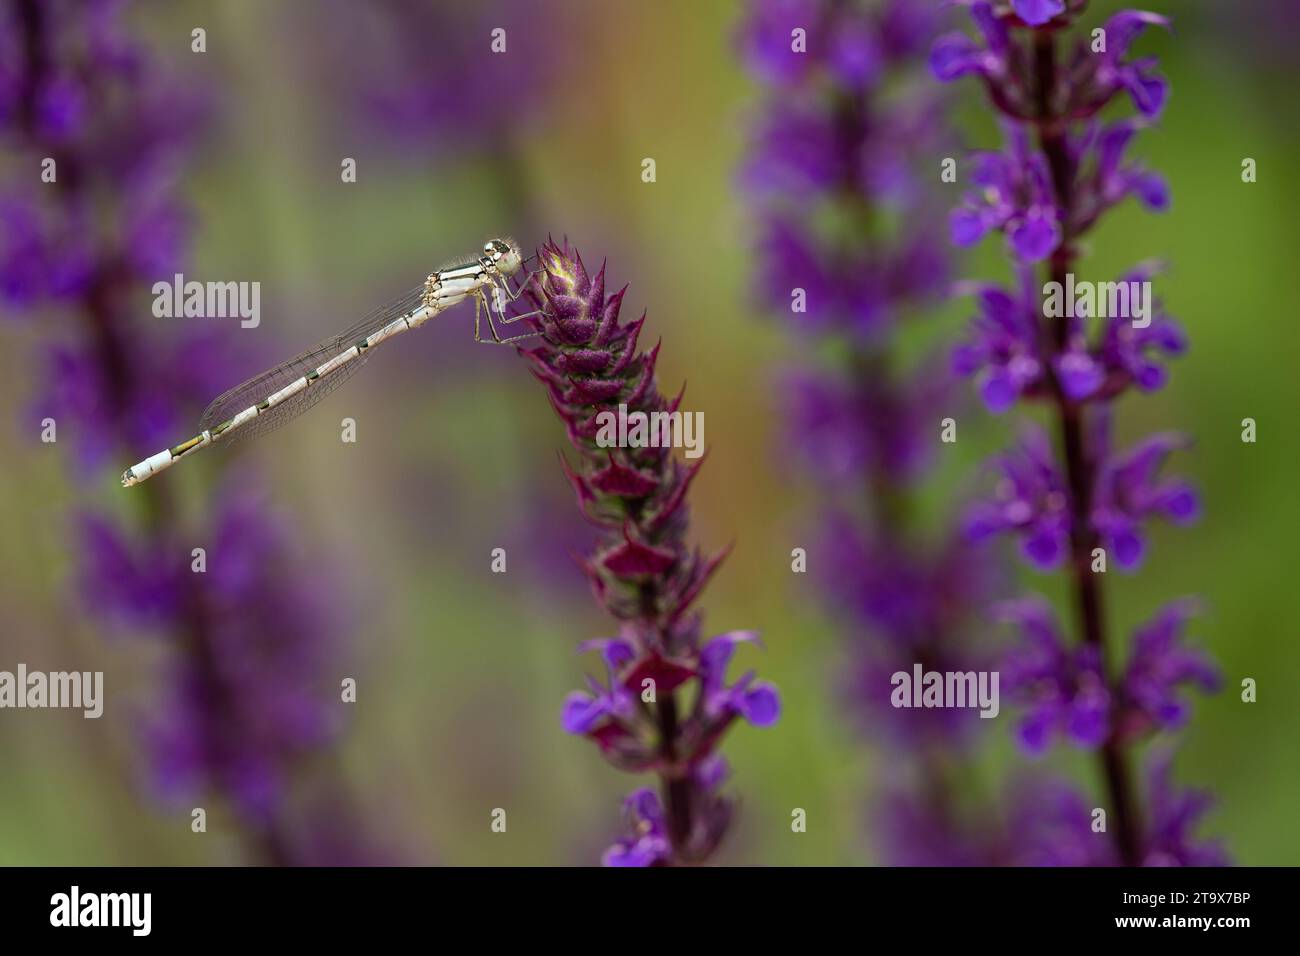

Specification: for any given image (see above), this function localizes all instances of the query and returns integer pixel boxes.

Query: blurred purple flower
[782,355,955,486]
[1119,601,1220,734]
[1005,775,1117,866]
[740,0,1006,864]
[28,327,240,475]
[1142,750,1229,866]
[874,785,999,866]
[965,426,1071,569]
[999,598,1110,753]
[77,512,183,628]
[137,492,345,825]
[304,0,558,153]
[4,0,379,864]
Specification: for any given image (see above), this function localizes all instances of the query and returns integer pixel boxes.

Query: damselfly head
[484,237,523,276]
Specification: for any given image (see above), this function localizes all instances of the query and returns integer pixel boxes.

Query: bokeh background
[1,0,1297,865]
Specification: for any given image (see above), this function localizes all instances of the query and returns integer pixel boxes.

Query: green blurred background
[0,0,1296,865]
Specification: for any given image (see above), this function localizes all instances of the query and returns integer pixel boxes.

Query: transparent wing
[199,284,426,447]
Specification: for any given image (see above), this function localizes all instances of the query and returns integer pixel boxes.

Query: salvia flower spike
[934,2,1224,865]
[520,239,778,865]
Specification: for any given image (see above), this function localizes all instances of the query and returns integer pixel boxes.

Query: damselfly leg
[474,269,545,345]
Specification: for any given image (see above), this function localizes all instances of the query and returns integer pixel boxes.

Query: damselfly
[122,238,540,487]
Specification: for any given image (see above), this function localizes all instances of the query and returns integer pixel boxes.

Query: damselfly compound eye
[486,237,523,276]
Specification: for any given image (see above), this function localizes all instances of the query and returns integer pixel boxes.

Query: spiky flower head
[519,239,778,864]
[520,239,722,641]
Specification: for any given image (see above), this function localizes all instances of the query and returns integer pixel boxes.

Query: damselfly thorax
[122,238,541,487]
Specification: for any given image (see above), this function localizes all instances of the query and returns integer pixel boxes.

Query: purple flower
[77,513,184,629]
[1084,11,1172,119]
[700,631,781,727]
[931,4,1170,122]
[1012,0,1066,27]
[966,427,1071,569]
[1119,601,1220,734]
[1092,426,1199,570]
[1005,775,1117,866]
[1097,292,1187,393]
[929,5,1011,85]
[999,598,1110,753]
[950,129,1062,262]
[952,280,1045,412]
[967,421,1198,572]
[1070,121,1171,233]
[28,327,241,475]
[1141,750,1229,866]
[822,522,997,648]
[954,264,1187,412]
[0,194,95,305]
[744,101,850,199]
[602,789,672,867]
[603,757,734,866]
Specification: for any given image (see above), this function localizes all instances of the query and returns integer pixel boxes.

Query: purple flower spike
[937,0,1225,867]
[4,0,381,864]
[741,0,1002,865]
